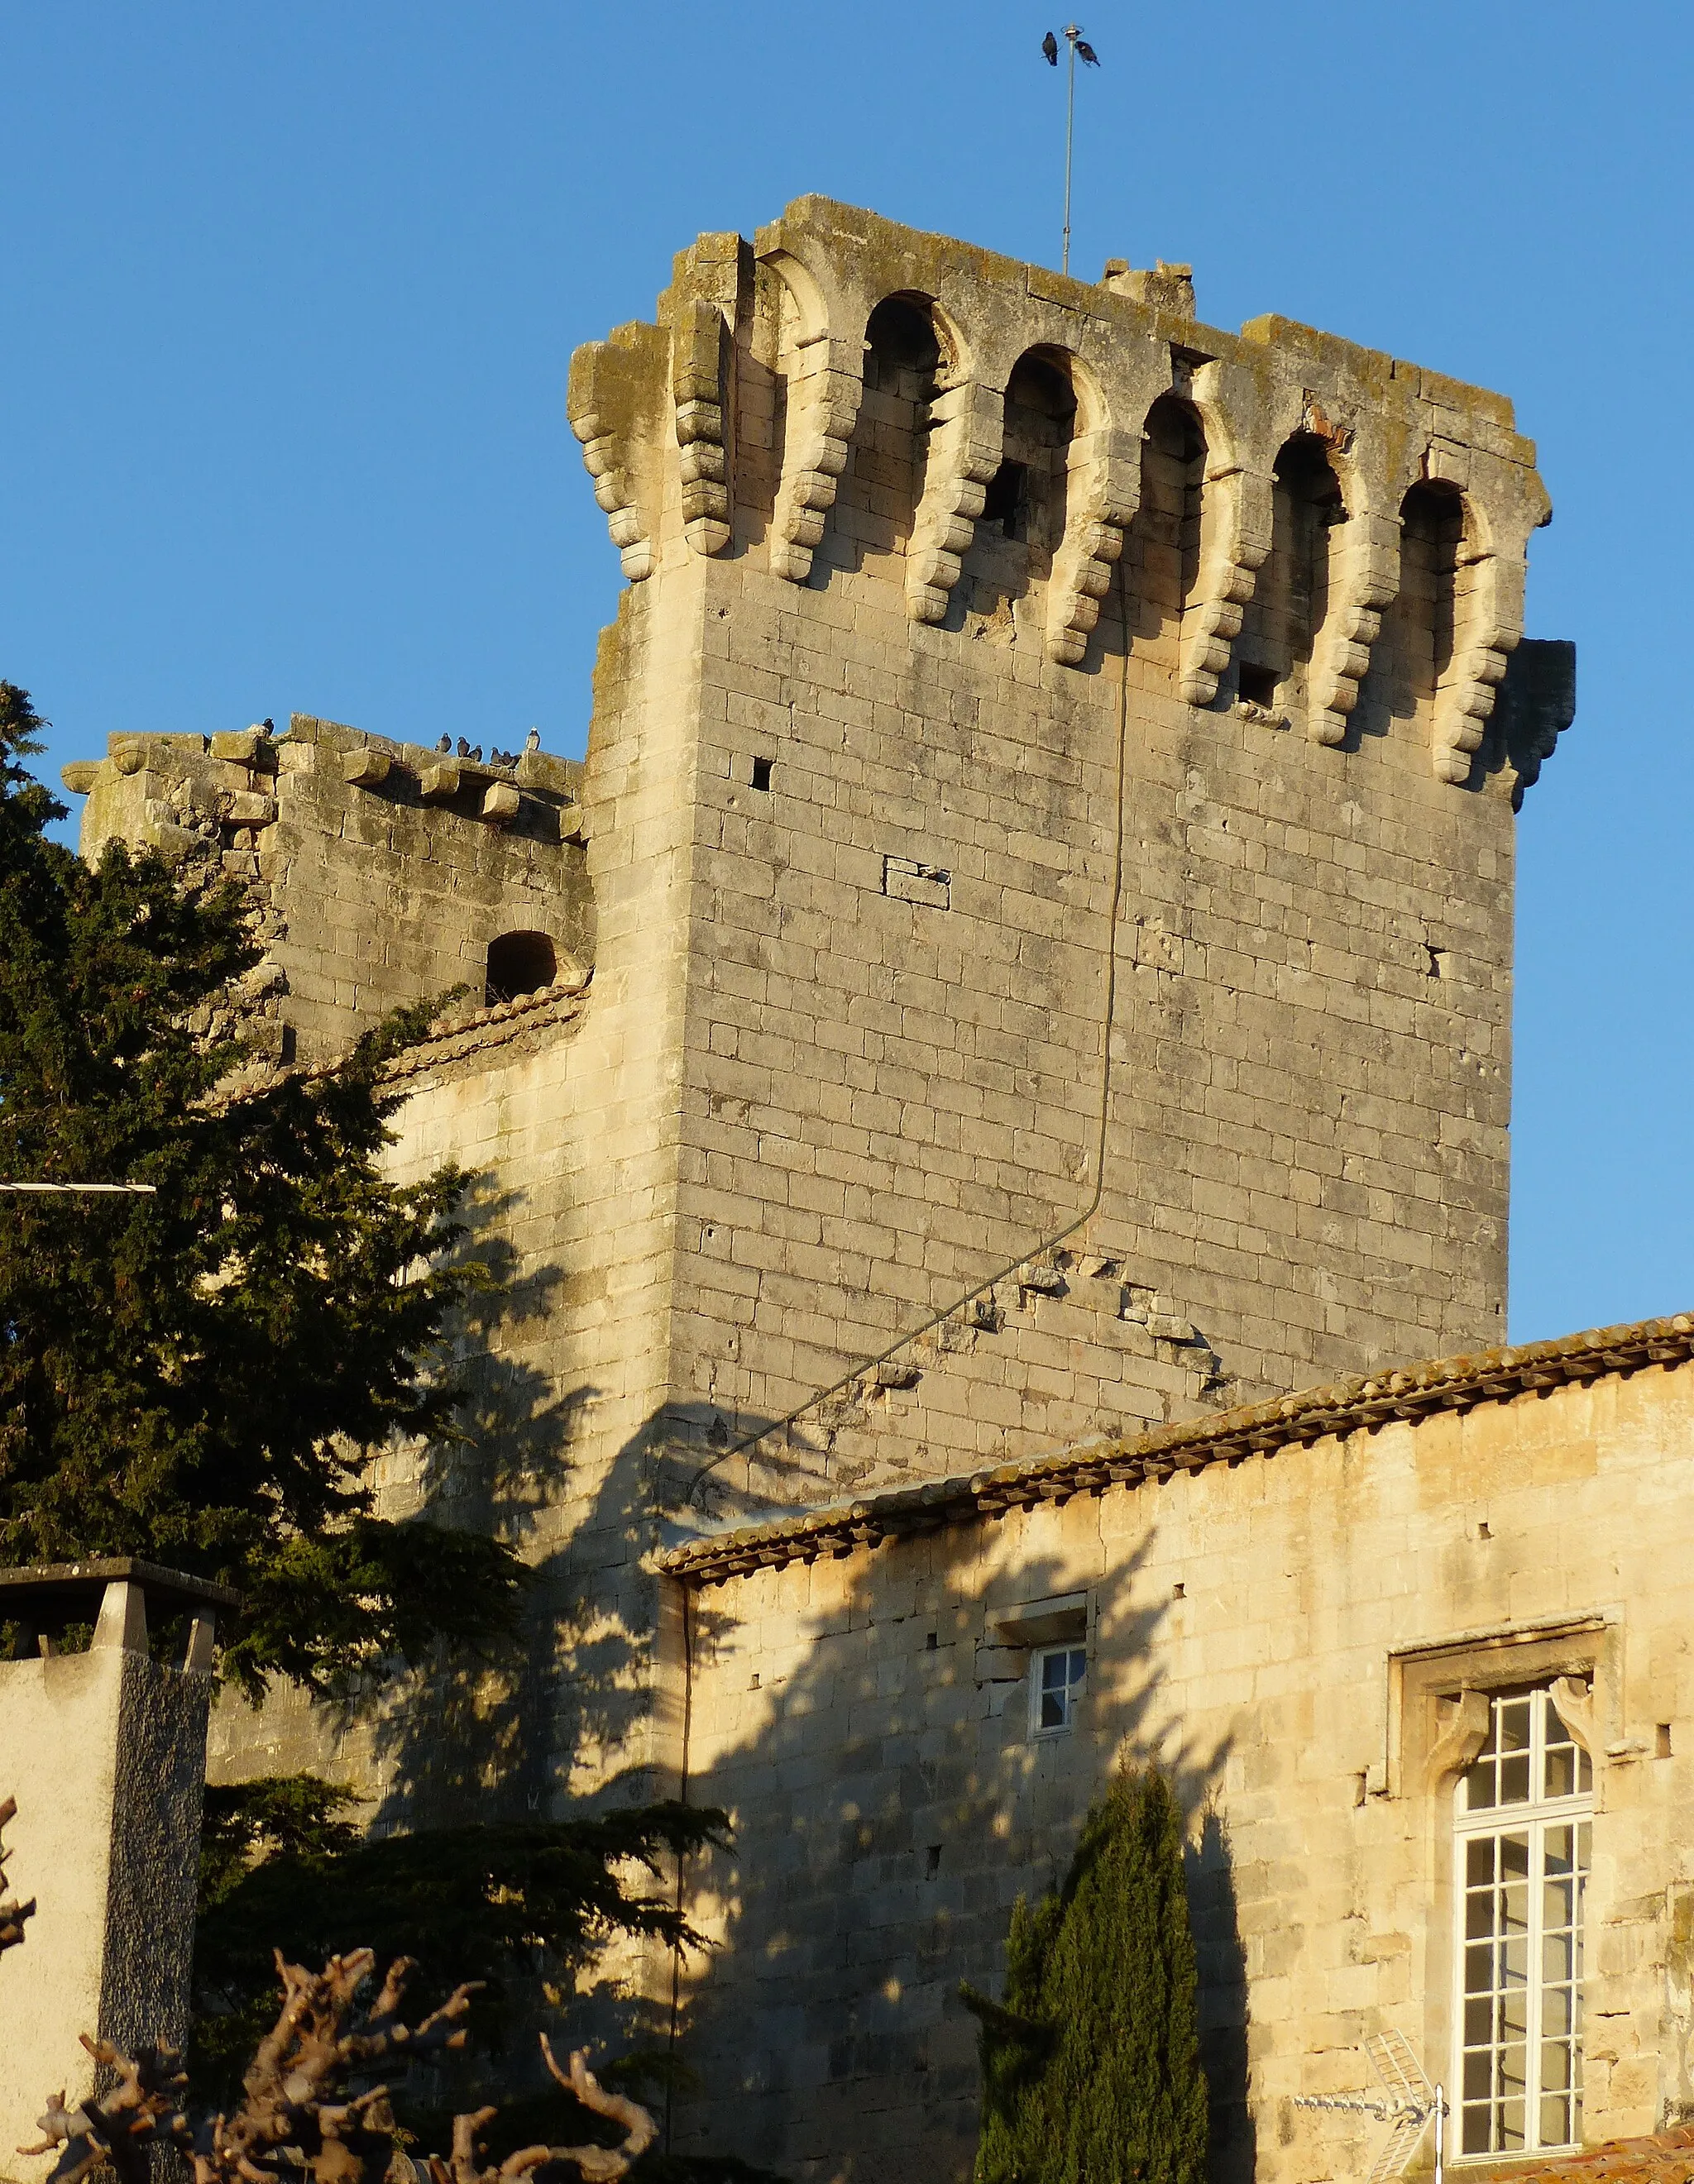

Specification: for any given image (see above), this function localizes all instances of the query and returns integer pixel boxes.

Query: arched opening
[962,347,1081,622]
[1125,394,1207,673]
[486,930,557,1006]
[826,295,943,578]
[1238,434,1347,714]
[1397,480,1467,703]
[993,350,1078,561]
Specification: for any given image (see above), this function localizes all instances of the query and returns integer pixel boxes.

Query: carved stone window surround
[1386,1613,1617,1805]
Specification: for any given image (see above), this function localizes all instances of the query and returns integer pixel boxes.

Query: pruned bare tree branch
[17,1951,654,2184]
[0,1795,35,1955]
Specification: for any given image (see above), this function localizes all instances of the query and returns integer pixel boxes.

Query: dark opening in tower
[486,930,557,1006]
[837,295,943,567]
[1398,481,1467,704]
[1238,432,1347,719]
[1126,394,1207,671]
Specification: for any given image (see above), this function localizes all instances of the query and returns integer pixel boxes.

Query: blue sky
[5,2,1690,1343]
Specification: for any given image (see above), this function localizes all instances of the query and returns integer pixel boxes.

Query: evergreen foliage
[0,693,773,2177]
[963,1764,1208,2184]
[0,683,524,1695]
[192,1773,728,2107]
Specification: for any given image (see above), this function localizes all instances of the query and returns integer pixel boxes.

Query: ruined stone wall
[663,1350,1694,2183]
[70,717,591,1063]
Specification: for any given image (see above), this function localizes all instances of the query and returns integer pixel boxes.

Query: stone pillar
[0,1560,236,2182]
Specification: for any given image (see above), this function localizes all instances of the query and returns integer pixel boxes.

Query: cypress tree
[964,1764,1209,2184]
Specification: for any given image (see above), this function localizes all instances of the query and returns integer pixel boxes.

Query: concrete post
[0,1560,237,2182]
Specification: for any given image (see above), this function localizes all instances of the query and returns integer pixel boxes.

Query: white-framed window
[1454,1685,1592,2158]
[1031,1642,1086,1735]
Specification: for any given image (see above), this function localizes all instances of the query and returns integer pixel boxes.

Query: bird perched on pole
[1043,25,1101,274]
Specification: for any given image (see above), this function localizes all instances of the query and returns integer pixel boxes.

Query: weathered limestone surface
[73,718,589,1064]
[662,1345,1694,2182]
[63,196,1585,2158]
[0,1575,216,2183]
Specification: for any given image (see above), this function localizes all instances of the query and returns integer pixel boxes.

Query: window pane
[1040,1689,1065,1728]
[1453,1689,1591,2156]
[1042,1653,1066,1690]
[1067,1648,1086,1685]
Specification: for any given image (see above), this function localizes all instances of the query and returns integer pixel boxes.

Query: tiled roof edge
[658,1312,1694,1585]
[380,973,591,1086]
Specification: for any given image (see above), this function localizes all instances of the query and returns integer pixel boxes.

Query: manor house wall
[660,1326,1694,2184]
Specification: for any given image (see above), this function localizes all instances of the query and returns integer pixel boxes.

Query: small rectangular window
[1032,1644,1087,1735]
[1238,662,1278,709]
[750,756,773,791]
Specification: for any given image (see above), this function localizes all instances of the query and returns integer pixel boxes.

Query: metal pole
[1062,23,1078,274]
[1434,2084,1446,2184]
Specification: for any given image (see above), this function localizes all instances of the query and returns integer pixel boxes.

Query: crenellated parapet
[567,197,1560,788]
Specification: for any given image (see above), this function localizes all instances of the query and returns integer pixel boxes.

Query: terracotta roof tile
[659,1312,1694,1584]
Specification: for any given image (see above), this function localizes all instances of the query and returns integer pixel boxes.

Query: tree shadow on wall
[656,1521,1252,2184]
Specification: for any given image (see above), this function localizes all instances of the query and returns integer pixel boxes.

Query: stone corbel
[1046,426,1140,667]
[1428,452,1543,786]
[1430,538,1519,785]
[567,323,668,584]
[1550,1675,1598,1759]
[1179,461,1272,707]
[769,336,864,584]
[1309,507,1400,747]
[1494,638,1577,801]
[672,296,731,557]
[1424,1688,1491,1793]
[906,378,1003,624]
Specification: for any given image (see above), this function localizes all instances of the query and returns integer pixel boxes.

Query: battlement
[570,195,1569,789]
[64,714,591,1062]
[55,195,1577,1511]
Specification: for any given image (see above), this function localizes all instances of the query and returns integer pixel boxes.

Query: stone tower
[65,197,1572,1817]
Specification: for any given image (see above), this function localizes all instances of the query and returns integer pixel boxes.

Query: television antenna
[1294,2029,1448,2184]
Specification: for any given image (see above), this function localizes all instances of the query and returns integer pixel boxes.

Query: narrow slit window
[982,459,1030,540]
[750,756,773,791]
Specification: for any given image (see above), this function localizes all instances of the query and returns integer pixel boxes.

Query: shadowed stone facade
[55,199,1605,2182]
